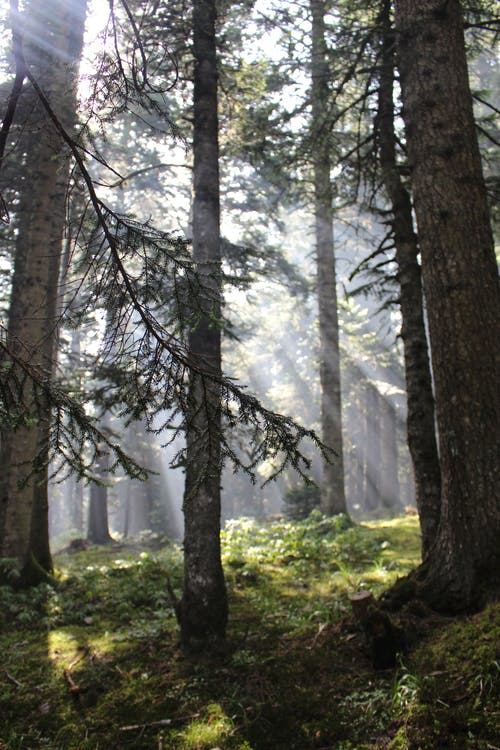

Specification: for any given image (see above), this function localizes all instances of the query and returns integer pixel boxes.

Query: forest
[0,0,499,748]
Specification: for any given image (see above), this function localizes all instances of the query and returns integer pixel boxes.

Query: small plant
[392,663,421,710]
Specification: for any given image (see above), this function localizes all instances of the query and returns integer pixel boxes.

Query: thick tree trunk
[0,0,87,581]
[310,0,346,517]
[377,0,441,557]
[178,0,227,651]
[395,0,500,611]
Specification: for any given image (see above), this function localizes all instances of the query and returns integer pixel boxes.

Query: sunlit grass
[175,703,238,749]
[6,513,496,750]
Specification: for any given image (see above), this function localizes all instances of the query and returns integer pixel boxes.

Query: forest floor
[0,514,499,750]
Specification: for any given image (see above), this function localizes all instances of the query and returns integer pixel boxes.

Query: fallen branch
[120,719,173,731]
[120,713,200,732]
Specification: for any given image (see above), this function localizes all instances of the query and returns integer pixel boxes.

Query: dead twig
[5,670,23,688]
[68,647,89,672]
[120,713,201,732]
[64,668,85,697]
[120,719,172,731]
[63,647,91,700]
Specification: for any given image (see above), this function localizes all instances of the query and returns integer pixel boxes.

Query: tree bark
[87,478,113,546]
[87,412,113,545]
[351,374,366,511]
[0,0,87,580]
[310,0,347,517]
[395,0,500,611]
[364,382,381,514]
[380,394,400,514]
[178,0,227,651]
[377,0,441,557]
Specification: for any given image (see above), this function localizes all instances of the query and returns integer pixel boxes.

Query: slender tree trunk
[377,0,441,557]
[364,382,381,514]
[310,0,346,516]
[395,0,500,611]
[68,330,84,533]
[87,477,112,545]
[353,378,366,511]
[0,0,87,581]
[87,412,113,545]
[63,474,84,535]
[178,0,227,651]
[379,395,400,514]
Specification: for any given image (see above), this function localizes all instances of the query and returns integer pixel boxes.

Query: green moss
[175,703,234,749]
[384,604,500,750]
[387,725,408,750]
[1,518,497,750]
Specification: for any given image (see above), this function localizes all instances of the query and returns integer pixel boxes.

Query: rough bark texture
[377,0,441,557]
[0,0,87,579]
[310,0,347,517]
[395,0,500,611]
[178,0,227,651]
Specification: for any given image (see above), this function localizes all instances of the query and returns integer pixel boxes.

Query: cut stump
[350,591,401,669]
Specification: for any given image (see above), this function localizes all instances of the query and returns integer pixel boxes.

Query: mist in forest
[47,206,414,546]
[0,0,421,547]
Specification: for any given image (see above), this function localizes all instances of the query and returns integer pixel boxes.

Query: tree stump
[350,591,401,669]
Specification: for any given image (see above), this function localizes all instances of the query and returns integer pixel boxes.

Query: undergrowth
[0,514,498,750]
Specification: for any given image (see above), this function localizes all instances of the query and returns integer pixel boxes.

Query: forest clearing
[1,515,498,750]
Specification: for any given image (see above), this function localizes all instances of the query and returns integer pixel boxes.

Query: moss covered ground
[0,514,498,749]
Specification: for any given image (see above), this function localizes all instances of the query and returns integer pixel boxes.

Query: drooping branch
[0,0,330,488]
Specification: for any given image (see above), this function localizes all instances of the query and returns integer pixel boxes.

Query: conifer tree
[394,0,500,611]
[0,0,88,582]
[310,0,347,517]
[177,0,228,651]
[375,0,441,556]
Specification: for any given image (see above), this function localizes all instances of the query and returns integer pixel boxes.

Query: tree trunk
[87,478,113,546]
[364,382,381,515]
[380,395,400,514]
[0,0,87,581]
[178,0,227,652]
[68,328,84,534]
[352,376,366,512]
[377,0,441,557]
[310,0,346,517]
[395,0,500,611]
[63,474,84,535]
[87,412,113,545]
